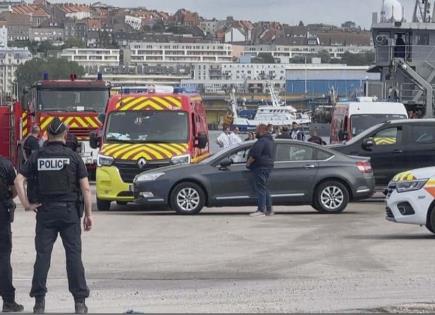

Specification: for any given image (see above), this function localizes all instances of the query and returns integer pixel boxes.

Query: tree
[16,57,85,96]
[290,55,307,64]
[315,49,331,63]
[63,37,86,49]
[252,53,276,64]
[341,51,375,66]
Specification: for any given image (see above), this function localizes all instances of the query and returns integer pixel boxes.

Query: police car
[385,167,435,233]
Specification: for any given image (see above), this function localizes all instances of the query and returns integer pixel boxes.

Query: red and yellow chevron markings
[115,96,182,111]
[22,112,29,137]
[39,116,102,130]
[100,143,189,161]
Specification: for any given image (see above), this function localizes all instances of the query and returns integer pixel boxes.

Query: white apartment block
[126,42,233,64]
[242,45,374,63]
[60,48,120,68]
[0,47,32,97]
[193,63,289,81]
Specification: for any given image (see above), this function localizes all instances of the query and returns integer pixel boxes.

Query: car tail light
[356,161,372,173]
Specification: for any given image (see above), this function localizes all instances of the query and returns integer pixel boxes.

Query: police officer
[0,156,24,313]
[15,118,93,314]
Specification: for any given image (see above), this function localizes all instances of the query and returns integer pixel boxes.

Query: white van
[330,99,408,144]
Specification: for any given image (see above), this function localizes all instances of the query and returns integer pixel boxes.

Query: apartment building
[125,42,233,64]
[242,45,373,63]
[193,63,289,81]
[0,47,32,97]
[60,48,120,68]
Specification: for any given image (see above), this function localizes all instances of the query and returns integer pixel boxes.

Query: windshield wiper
[143,140,183,144]
[105,138,138,143]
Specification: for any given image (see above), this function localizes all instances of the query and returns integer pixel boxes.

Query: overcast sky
[49,0,415,28]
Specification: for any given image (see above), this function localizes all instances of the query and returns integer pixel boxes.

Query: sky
[50,0,415,28]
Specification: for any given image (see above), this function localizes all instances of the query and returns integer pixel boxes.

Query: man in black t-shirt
[23,125,41,161]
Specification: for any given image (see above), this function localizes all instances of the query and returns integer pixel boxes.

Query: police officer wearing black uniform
[0,156,24,313]
[15,118,93,314]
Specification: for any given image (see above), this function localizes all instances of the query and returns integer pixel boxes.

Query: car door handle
[393,149,403,153]
[305,164,317,169]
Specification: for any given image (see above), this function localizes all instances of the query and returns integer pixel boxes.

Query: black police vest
[0,176,9,202]
[0,160,11,202]
[35,148,78,201]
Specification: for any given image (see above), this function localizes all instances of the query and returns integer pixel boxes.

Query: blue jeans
[252,168,272,212]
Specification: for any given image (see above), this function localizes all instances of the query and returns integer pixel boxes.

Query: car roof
[244,139,338,153]
[385,118,435,125]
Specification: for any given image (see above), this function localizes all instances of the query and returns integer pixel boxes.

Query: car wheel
[170,182,205,215]
[314,181,349,214]
[426,207,435,234]
[97,198,111,211]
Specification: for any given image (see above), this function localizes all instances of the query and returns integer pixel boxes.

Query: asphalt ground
[8,199,435,313]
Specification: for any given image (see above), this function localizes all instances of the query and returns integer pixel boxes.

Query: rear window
[317,150,334,161]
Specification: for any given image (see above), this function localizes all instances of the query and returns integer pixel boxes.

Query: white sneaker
[250,211,266,217]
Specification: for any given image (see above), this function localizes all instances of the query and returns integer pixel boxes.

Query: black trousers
[30,202,89,301]
[0,208,15,303]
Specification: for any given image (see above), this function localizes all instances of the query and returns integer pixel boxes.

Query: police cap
[47,117,67,135]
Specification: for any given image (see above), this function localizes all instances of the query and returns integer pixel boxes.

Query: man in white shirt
[230,127,242,145]
[217,127,242,149]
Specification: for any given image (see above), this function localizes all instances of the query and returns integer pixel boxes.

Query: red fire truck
[0,74,110,169]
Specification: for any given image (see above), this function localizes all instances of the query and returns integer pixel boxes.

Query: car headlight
[171,154,191,165]
[396,179,428,193]
[135,172,165,183]
[97,154,114,167]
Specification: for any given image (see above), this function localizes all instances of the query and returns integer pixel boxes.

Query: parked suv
[331,119,435,186]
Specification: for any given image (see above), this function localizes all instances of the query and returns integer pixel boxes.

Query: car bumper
[133,180,171,206]
[96,166,134,202]
[385,187,432,225]
[352,175,376,200]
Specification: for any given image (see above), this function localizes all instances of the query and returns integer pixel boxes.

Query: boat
[228,83,311,132]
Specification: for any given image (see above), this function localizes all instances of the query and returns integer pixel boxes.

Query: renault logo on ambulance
[137,158,147,169]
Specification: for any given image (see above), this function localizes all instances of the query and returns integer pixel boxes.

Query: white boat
[230,84,311,131]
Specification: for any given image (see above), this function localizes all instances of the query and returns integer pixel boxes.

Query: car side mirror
[196,132,208,149]
[89,131,100,149]
[219,158,233,169]
[362,138,375,150]
[98,113,106,124]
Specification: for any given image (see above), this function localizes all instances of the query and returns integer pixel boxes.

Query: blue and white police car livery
[385,167,435,234]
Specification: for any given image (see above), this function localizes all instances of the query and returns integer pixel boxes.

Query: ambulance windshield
[38,88,109,113]
[351,114,407,136]
[105,111,189,143]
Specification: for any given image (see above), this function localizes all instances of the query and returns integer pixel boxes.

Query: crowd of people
[217,122,326,149]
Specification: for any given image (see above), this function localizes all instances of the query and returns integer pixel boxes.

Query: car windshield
[350,114,407,136]
[38,88,109,113]
[105,111,189,143]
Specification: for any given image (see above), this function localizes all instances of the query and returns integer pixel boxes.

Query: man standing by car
[246,124,275,217]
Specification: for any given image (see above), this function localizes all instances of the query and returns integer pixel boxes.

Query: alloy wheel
[320,185,344,211]
[176,187,200,212]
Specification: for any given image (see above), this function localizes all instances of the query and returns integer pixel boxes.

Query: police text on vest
[37,158,71,171]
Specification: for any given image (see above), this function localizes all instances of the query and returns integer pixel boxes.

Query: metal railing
[376,45,435,66]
